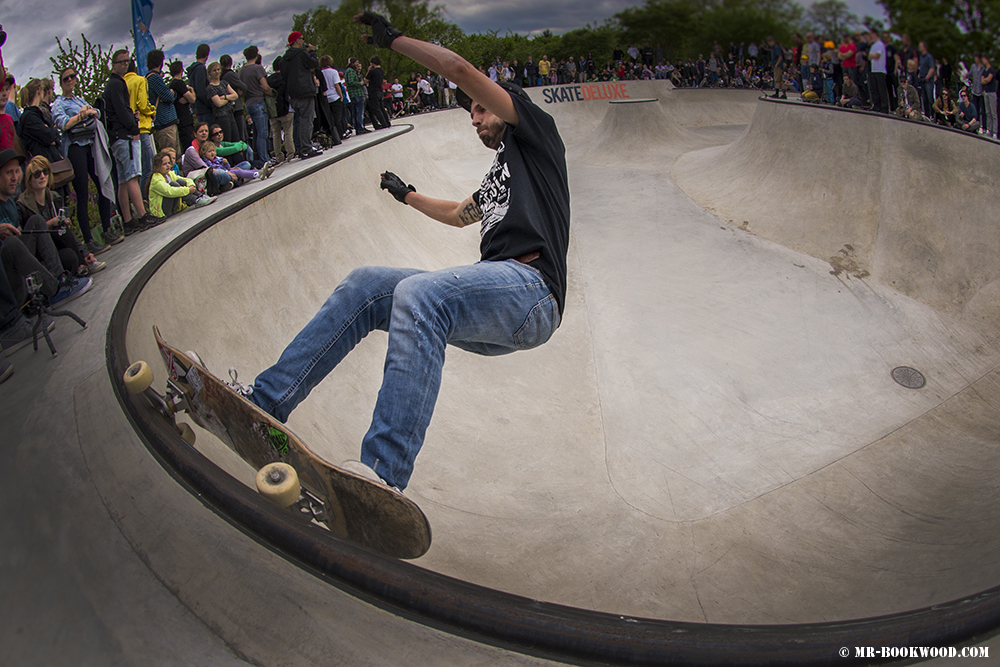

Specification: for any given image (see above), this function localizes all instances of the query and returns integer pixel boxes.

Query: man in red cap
[282,31,322,159]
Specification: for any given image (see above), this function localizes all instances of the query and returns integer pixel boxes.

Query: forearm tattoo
[458,199,483,227]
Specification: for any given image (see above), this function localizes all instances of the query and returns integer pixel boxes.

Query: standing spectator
[365,55,390,130]
[538,55,551,86]
[124,59,156,193]
[839,34,858,86]
[748,42,759,66]
[524,56,537,87]
[146,50,178,157]
[2,73,20,129]
[169,61,197,152]
[768,37,786,99]
[867,28,889,114]
[283,31,322,158]
[187,44,212,125]
[239,46,273,166]
[17,78,61,162]
[103,49,152,235]
[417,74,434,109]
[319,55,347,140]
[267,57,297,160]
[981,56,997,138]
[938,56,952,93]
[220,54,247,146]
[205,62,239,144]
[52,66,121,252]
[917,41,937,118]
[969,54,985,124]
[344,57,368,135]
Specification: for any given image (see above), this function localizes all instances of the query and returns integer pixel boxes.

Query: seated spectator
[17,156,105,276]
[182,122,212,175]
[802,64,823,101]
[957,89,982,133]
[896,77,923,120]
[199,140,267,189]
[837,73,863,108]
[932,89,958,126]
[17,78,61,162]
[148,149,214,218]
[0,150,90,307]
[209,124,251,164]
[52,65,121,253]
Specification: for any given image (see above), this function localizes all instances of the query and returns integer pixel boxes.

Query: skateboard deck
[147,325,431,559]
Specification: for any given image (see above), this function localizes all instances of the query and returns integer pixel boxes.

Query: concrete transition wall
[674,100,1000,335]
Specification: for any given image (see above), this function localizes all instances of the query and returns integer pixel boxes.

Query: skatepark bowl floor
[6,81,999,666]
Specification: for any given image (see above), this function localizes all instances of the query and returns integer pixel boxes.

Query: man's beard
[477,117,505,149]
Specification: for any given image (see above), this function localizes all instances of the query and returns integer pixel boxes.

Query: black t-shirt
[475,92,570,315]
[170,78,193,127]
[367,67,384,99]
[985,67,998,93]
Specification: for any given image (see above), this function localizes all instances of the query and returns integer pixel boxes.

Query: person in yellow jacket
[124,60,156,193]
[147,150,215,218]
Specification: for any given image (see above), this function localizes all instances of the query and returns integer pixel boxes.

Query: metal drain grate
[891,366,926,389]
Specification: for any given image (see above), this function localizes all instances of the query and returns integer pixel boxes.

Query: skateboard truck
[255,462,331,524]
[124,360,197,445]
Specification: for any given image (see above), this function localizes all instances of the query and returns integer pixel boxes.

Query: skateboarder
[233,11,570,492]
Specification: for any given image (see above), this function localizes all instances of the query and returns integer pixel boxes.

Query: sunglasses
[30,170,49,179]
[113,59,128,65]
[62,73,77,82]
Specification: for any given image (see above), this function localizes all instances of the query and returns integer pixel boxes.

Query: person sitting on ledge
[837,73,863,108]
[932,89,958,127]
[957,89,982,133]
[895,77,923,120]
[148,149,215,219]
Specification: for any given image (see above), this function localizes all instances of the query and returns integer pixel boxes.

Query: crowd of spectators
[0,27,427,383]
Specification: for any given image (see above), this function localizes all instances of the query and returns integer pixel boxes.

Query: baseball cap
[455,81,531,112]
[0,148,26,169]
[287,31,303,46]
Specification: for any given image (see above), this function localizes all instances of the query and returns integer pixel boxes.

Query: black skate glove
[380,171,415,204]
[354,12,404,49]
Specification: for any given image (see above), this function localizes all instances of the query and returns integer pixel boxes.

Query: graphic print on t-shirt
[479,141,511,238]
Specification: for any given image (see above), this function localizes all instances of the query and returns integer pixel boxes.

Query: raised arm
[354,12,518,126]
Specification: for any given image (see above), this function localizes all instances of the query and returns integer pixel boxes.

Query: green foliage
[877,0,998,64]
[48,34,116,105]
[295,0,465,80]
[807,0,860,38]
[615,0,801,60]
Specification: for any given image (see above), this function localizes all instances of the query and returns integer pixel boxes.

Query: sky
[1,0,886,83]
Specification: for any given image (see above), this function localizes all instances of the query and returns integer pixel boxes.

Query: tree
[807,0,859,39]
[295,0,465,80]
[878,0,991,64]
[48,34,116,104]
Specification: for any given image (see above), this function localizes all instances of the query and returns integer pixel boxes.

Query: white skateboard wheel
[123,361,153,394]
[177,422,196,445]
[185,350,205,367]
[255,463,301,508]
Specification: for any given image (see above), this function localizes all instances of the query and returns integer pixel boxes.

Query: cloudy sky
[3,0,886,82]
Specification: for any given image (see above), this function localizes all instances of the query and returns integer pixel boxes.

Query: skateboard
[123,325,431,559]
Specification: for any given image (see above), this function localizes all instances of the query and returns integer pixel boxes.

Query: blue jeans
[349,99,365,131]
[247,100,269,163]
[250,261,560,489]
[139,133,155,193]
